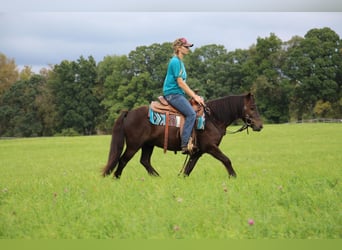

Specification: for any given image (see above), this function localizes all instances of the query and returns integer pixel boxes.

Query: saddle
[149,96,204,153]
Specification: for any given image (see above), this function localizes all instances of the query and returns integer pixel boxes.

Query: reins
[226,122,249,134]
[226,113,252,134]
[178,154,189,176]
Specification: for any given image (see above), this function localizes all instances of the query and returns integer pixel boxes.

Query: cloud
[1,12,341,72]
[2,0,342,11]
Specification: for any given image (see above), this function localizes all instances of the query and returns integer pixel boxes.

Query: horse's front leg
[183,152,202,176]
[208,146,237,178]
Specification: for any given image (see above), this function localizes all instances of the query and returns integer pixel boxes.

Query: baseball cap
[179,37,194,47]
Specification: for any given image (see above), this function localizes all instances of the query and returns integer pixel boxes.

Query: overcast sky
[1,1,342,72]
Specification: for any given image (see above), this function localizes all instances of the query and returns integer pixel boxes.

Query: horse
[102,92,263,178]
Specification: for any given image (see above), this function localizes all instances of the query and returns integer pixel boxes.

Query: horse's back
[123,106,150,131]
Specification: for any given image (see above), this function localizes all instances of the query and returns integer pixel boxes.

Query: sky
[1,1,342,72]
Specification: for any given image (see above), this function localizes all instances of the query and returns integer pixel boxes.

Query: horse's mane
[206,95,245,125]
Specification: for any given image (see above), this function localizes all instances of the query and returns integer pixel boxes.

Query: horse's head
[243,93,263,131]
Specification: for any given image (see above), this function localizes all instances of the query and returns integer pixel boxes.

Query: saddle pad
[196,115,205,130]
[149,108,180,127]
[149,107,205,130]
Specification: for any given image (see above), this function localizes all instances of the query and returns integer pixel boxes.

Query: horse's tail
[102,111,128,177]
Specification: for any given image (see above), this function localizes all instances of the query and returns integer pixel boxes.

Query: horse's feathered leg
[140,144,160,176]
[183,152,202,176]
[207,145,237,178]
[102,111,127,177]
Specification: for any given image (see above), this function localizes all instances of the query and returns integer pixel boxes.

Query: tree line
[0,27,341,137]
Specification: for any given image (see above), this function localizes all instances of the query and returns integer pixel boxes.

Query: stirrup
[187,137,194,153]
[181,146,190,155]
[182,137,197,155]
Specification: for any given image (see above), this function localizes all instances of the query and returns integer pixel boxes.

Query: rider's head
[173,38,194,54]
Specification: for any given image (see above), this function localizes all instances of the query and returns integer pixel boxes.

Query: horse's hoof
[229,173,237,178]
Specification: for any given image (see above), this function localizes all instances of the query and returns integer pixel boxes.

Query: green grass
[0,124,341,239]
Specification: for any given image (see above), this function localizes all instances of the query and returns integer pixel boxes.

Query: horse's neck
[229,96,245,121]
[209,96,244,127]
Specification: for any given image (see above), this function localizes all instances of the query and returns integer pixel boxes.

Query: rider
[163,38,205,154]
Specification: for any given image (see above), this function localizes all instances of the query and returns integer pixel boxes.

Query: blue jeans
[164,94,196,147]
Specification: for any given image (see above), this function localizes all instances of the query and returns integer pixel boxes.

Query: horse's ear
[245,92,252,100]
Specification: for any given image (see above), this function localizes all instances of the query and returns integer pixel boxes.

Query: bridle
[227,107,252,135]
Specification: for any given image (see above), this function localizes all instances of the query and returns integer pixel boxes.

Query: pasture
[0,123,341,239]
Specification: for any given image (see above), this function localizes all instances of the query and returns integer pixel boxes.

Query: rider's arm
[177,77,204,106]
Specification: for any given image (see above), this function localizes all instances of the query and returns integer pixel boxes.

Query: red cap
[179,37,194,47]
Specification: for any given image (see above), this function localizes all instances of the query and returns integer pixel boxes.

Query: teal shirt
[163,56,187,96]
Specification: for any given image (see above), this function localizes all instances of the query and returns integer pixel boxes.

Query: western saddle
[149,96,204,154]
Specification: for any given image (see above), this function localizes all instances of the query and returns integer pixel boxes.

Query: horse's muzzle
[251,123,263,131]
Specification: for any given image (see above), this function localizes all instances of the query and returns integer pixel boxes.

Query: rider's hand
[193,94,205,107]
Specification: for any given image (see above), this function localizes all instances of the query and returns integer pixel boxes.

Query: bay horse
[102,92,263,178]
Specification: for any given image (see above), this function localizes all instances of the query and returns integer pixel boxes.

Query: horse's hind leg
[140,144,160,176]
[114,147,139,178]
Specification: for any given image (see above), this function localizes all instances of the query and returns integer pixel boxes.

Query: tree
[101,43,173,128]
[313,100,333,118]
[187,44,230,99]
[225,49,252,94]
[249,33,290,123]
[100,55,133,127]
[283,28,341,120]
[0,75,55,136]
[49,56,100,134]
[0,53,19,95]
[2,27,341,137]
[19,66,34,81]
[128,43,172,101]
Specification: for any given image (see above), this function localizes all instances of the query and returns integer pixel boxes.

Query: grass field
[0,123,341,239]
